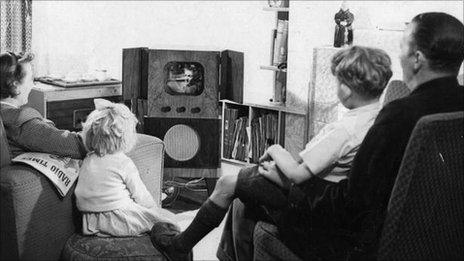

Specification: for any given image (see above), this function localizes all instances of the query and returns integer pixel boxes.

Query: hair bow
[94,98,115,110]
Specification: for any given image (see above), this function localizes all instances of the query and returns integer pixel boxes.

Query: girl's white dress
[75,152,176,237]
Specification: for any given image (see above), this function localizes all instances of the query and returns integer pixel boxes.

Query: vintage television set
[123,47,243,178]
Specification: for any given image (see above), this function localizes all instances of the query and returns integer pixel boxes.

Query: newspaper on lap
[12,152,80,197]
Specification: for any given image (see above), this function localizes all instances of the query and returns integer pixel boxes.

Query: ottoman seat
[62,233,167,261]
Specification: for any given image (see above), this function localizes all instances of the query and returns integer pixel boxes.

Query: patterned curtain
[0,0,32,53]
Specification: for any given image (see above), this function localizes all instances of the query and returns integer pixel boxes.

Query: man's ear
[413,50,427,73]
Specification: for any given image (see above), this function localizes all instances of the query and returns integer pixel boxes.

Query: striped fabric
[0,0,32,53]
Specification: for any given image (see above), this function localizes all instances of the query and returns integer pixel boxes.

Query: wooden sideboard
[27,82,122,131]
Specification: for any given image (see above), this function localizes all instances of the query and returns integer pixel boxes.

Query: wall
[32,1,277,104]
[32,1,463,106]
[287,1,463,110]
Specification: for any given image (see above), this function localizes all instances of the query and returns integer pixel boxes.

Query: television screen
[164,61,204,96]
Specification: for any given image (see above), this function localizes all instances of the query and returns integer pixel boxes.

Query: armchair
[378,111,464,260]
[0,115,167,260]
[382,80,410,105]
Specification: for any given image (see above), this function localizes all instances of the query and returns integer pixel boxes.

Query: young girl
[75,99,176,237]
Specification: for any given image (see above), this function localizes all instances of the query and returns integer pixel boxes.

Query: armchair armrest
[0,164,78,261]
[127,134,165,206]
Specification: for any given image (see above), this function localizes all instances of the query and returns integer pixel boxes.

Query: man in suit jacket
[216,12,464,260]
[336,12,464,259]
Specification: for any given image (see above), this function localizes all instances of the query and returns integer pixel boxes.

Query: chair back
[383,80,410,106]
[378,111,464,260]
[0,114,11,167]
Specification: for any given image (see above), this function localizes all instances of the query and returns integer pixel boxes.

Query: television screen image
[164,62,204,96]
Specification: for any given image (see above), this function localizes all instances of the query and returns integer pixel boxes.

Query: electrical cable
[163,177,207,192]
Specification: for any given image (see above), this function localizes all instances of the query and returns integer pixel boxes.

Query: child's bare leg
[209,173,238,208]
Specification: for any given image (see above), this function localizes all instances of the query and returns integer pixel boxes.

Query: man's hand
[258,160,284,187]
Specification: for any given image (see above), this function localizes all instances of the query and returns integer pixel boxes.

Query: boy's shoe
[150,222,192,261]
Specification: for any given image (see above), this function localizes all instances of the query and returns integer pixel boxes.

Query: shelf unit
[261,2,289,104]
[259,65,287,72]
[218,1,308,167]
[262,7,289,12]
[220,99,306,165]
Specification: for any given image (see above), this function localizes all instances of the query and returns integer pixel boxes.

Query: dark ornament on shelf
[334,1,354,47]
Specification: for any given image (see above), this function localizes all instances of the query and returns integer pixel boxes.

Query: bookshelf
[220,99,306,165]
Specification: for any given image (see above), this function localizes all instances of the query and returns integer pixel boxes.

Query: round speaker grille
[163,124,200,161]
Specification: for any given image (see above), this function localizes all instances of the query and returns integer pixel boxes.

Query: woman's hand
[258,160,284,187]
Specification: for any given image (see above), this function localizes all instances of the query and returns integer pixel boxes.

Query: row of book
[223,107,278,163]
[249,113,278,163]
[273,19,289,66]
[223,108,240,160]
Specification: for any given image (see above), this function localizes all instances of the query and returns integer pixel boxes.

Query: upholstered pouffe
[62,233,167,261]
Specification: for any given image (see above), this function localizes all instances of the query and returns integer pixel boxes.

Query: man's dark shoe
[150,222,192,261]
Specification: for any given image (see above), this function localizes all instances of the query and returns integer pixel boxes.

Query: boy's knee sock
[173,199,228,252]
[234,166,288,209]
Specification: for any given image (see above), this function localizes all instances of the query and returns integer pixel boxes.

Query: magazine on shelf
[12,152,81,197]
